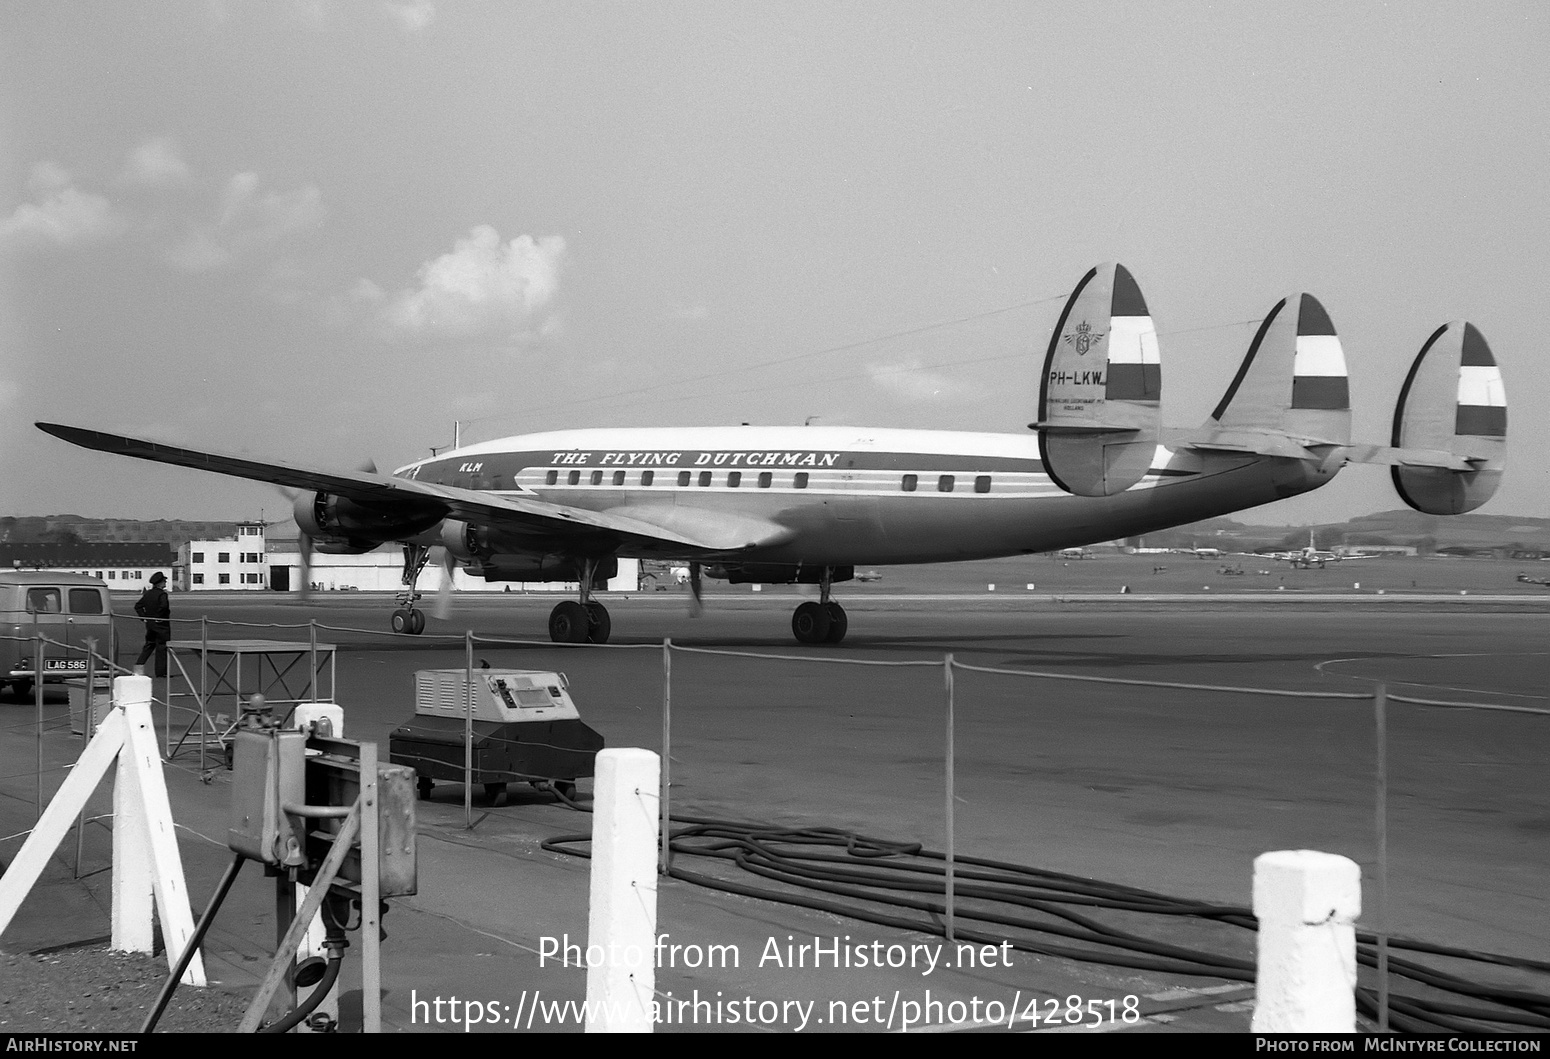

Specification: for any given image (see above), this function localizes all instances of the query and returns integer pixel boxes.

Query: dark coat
[134,587,171,640]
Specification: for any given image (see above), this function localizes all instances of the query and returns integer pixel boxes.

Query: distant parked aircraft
[1176,544,1226,559]
[1267,532,1373,569]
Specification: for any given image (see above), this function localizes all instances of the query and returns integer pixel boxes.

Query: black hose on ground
[541,810,1550,1034]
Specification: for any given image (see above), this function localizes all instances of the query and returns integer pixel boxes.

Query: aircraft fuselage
[398,425,1335,565]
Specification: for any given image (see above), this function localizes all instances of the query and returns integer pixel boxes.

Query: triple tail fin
[1362,322,1505,514]
[1186,292,1351,458]
[1034,263,1161,496]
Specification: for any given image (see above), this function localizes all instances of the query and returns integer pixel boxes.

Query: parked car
[0,572,114,699]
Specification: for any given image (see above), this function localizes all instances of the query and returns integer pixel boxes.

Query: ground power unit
[389,669,603,803]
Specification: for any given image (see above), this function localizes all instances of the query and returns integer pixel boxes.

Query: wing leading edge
[35,422,755,556]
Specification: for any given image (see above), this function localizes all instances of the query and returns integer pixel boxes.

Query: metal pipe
[142,853,246,1033]
[280,803,354,819]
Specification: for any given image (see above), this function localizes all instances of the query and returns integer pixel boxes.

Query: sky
[3,1,1547,526]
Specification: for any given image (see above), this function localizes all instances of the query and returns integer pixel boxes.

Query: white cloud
[0,163,121,250]
[121,138,191,187]
[382,1,435,32]
[379,225,565,341]
[27,162,73,194]
[867,359,988,402]
[169,172,325,272]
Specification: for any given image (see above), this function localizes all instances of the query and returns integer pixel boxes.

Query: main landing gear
[391,544,431,635]
[548,558,611,645]
[791,566,847,645]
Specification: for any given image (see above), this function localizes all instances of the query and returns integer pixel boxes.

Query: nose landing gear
[391,545,432,635]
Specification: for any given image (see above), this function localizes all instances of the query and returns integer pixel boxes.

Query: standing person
[134,572,172,676]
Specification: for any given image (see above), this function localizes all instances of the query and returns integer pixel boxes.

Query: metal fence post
[661,638,673,875]
[34,631,44,822]
[75,637,97,877]
[944,652,955,944]
[464,629,474,829]
[1375,682,1389,1033]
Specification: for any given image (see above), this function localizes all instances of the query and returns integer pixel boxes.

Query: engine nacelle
[478,557,617,587]
[440,519,495,562]
[294,492,443,552]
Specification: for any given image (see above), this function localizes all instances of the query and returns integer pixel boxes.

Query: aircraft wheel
[584,601,612,644]
[391,608,410,634]
[408,609,426,635]
[483,782,505,805]
[417,777,433,801]
[12,678,32,700]
[823,602,848,644]
[549,601,589,643]
[791,601,832,644]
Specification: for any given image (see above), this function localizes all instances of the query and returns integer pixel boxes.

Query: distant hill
[1156,511,1550,558]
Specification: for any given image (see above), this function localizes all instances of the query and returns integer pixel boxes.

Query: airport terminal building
[175,522,639,593]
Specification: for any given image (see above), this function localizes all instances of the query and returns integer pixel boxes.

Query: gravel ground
[0,947,252,1034]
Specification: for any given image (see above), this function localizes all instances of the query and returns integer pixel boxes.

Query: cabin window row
[900,474,992,493]
[539,470,993,492]
[543,469,809,489]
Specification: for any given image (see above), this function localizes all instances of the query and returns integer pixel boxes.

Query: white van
[1,572,114,698]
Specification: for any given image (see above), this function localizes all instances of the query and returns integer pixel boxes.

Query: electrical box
[304,735,417,898]
[228,726,308,866]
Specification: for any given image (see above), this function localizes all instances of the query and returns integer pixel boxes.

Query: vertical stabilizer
[1389,322,1505,514]
[1210,293,1350,446]
[1036,263,1161,496]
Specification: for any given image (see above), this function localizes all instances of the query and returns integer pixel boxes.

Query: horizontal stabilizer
[1386,322,1506,514]
[1036,263,1161,496]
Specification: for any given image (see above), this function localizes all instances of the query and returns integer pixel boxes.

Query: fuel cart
[389,668,603,803]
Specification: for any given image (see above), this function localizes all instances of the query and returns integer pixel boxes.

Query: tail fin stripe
[1460,323,1495,366]
[1455,405,1506,437]
[1107,363,1161,401]
[1292,334,1347,377]
[1110,265,1149,317]
[1295,294,1337,336]
[1106,315,1161,365]
[1291,377,1350,410]
[1456,365,1504,407]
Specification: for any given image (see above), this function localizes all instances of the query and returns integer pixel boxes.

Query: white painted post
[585,748,660,1033]
[116,675,206,986]
[111,730,155,954]
[1252,850,1360,1032]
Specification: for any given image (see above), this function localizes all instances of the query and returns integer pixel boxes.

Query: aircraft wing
[35,422,777,557]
